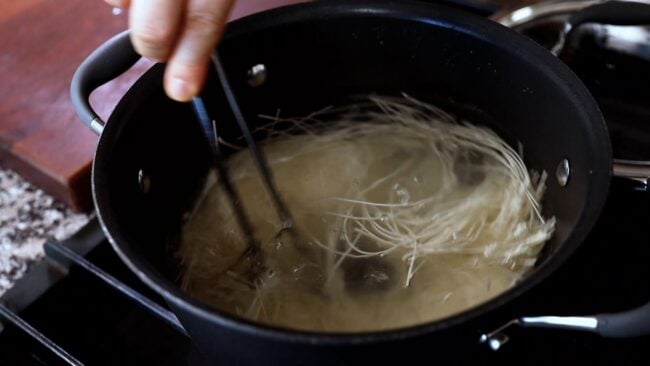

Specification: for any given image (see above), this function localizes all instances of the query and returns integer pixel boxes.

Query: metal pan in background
[483,0,650,350]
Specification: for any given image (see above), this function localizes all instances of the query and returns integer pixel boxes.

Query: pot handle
[70,30,140,135]
[552,1,650,55]
[612,159,650,188]
[480,301,650,350]
[597,302,650,337]
[568,0,650,27]
[480,159,650,348]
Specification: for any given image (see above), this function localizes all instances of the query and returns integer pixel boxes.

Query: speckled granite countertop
[0,168,89,296]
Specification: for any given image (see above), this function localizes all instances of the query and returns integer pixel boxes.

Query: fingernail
[169,77,192,102]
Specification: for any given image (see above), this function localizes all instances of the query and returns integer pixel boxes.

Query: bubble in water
[365,270,389,283]
[292,264,305,274]
[393,183,410,205]
[379,214,389,223]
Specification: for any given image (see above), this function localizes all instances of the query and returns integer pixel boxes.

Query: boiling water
[178,97,555,332]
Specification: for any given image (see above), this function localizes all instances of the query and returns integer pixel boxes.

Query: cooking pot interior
[95,3,609,308]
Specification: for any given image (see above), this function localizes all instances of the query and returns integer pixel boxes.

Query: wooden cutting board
[0,0,305,212]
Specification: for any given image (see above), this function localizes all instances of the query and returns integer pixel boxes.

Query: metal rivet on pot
[487,333,509,351]
[247,64,267,87]
[556,158,570,187]
[138,169,151,194]
[479,332,510,351]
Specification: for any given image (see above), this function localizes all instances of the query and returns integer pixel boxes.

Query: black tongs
[191,52,295,273]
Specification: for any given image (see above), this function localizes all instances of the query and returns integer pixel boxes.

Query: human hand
[105,0,235,102]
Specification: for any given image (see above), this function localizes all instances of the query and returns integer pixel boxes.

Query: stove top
[2,2,650,365]
[0,177,648,365]
[0,221,209,365]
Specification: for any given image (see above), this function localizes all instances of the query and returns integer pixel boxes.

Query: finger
[129,0,185,62]
[104,0,130,9]
[164,0,234,101]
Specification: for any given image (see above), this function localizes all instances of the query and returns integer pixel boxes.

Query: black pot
[71,1,650,364]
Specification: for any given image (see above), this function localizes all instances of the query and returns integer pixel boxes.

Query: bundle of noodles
[179,95,556,332]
